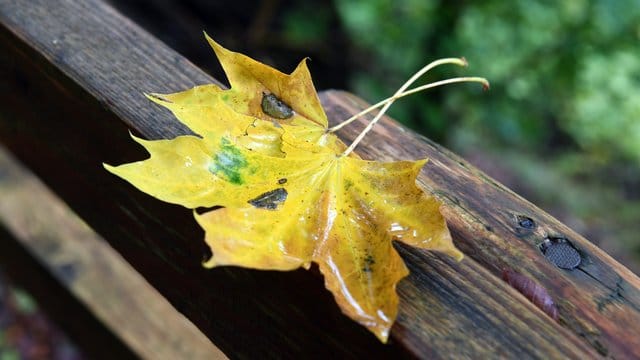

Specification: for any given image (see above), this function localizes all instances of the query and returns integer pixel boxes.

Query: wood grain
[0,146,226,359]
[0,0,638,358]
[323,91,640,358]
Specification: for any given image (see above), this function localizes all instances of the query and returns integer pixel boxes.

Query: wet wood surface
[322,91,640,358]
[1,0,639,358]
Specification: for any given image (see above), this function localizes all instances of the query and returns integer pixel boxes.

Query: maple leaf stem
[330,58,470,134]
[339,76,489,157]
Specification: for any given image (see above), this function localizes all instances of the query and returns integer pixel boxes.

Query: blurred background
[105,0,640,273]
[0,274,82,359]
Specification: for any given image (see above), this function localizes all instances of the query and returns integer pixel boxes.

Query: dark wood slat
[0,0,637,358]
[0,145,226,359]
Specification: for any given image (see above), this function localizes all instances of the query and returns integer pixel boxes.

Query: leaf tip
[102,162,116,173]
[450,248,465,262]
[374,325,391,343]
[204,32,225,56]
[144,92,161,100]
[103,162,128,182]
[291,56,314,79]
[203,32,220,52]
[128,131,145,144]
[202,257,217,269]
[416,158,429,167]
[145,92,173,106]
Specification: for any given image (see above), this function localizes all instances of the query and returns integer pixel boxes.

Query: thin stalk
[329,77,489,134]
[329,58,467,133]
[340,76,489,157]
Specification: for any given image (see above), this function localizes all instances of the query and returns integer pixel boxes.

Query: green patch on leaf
[343,179,354,190]
[209,137,249,184]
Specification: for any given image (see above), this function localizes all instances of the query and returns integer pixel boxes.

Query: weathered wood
[322,91,640,358]
[0,0,638,358]
[0,146,226,360]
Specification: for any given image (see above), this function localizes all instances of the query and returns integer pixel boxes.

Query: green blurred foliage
[329,0,640,270]
[281,2,332,46]
[335,0,640,161]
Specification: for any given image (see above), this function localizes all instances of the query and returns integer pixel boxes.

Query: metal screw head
[539,237,581,270]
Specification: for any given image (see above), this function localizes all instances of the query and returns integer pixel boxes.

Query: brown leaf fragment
[502,269,559,320]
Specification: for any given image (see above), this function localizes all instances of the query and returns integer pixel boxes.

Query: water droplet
[248,188,288,210]
[517,215,535,229]
[261,93,293,119]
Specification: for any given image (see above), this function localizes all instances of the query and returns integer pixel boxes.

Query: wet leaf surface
[105,36,460,342]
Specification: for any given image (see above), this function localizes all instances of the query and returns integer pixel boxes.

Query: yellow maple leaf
[105,36,488,343]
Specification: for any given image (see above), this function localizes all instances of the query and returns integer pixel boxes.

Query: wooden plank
[322,91,640,357]
[0,145,226,359]
[0,0,638,358]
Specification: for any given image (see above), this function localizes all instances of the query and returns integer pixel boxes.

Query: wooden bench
[1,0,639,358]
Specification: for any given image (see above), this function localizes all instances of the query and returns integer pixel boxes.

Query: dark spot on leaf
[248,188,288,210]
[362,254,375,273]
[278,178,287,184]
[261,93,293,119]
[209,137,248,185]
